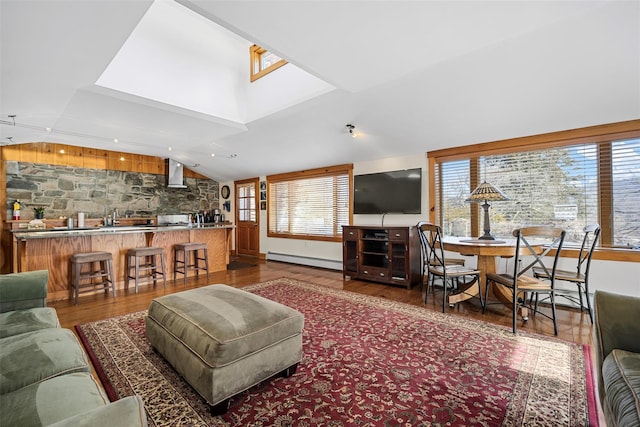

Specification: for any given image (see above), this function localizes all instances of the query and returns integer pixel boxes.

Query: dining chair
[416,222,482,313]
[532,223,600,323]
[483,226,566,335]
[416,221,466,286]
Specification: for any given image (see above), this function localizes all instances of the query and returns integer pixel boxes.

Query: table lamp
[465,181,509,240]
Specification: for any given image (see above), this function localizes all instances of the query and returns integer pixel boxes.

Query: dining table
[441,237,544,318]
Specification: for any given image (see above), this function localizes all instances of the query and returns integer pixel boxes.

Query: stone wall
[6,161,219,220]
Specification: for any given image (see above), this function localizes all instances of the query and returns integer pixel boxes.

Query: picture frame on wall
[260,201,266,210]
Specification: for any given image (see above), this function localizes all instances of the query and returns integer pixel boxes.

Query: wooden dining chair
[417,222,482,313]
[416,221,466,286]
[532,223,600,324]
[483,226,566,335]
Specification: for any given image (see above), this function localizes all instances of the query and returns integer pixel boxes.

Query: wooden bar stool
[125,247,167,293]
[173,242,209,284]
[70,251,115,305]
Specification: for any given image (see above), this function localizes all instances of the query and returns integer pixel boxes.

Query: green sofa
[593,290,640,427]
[0,270,148,427]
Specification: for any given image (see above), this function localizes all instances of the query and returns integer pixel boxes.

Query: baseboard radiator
[266,252,342,271]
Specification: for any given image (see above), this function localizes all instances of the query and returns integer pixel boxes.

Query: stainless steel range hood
[165,158,187,188]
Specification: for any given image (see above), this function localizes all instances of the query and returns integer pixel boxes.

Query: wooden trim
[427,119,640,161]
[598,143,613,246]
[469,158,480,238]
[267,164,353,182]
[266,164,353,241]
[427,155,436,223]
[426,120,640,263]
[250,44,288,82]
[1,142,208,178]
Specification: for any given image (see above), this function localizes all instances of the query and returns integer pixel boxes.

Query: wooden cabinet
[342,225,421,289]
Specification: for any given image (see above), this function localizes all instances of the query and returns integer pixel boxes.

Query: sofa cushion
[48,395,148,427]
[0,269,48,312]
[602,349,640,427]
[0,328,90,394]
[0,307,60,338]
[0,372,109,426]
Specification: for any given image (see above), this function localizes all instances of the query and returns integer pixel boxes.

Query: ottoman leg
[210,398,231,416]
[281,362,298,378]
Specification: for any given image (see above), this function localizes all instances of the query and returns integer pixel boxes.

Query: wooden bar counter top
[8,222,234,302]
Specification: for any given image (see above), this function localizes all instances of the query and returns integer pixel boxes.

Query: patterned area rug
[75,278,598,426]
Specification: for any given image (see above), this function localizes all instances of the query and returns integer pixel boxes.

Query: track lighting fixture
[346,123,357,138]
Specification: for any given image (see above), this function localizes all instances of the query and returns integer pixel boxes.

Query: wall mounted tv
[353,168,422,214]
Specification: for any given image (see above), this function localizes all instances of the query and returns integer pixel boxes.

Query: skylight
[95,0,334,124]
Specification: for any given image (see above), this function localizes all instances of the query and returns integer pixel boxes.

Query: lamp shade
[465,181,509,203]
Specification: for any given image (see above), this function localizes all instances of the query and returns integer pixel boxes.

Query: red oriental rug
[75,278,599,426]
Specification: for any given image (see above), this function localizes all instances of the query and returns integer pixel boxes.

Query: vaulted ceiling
[1,0,638,182]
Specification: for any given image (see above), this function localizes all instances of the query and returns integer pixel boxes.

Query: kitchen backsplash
[5,161,220,220]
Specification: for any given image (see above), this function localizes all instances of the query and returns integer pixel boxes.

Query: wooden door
[235,178,260,258]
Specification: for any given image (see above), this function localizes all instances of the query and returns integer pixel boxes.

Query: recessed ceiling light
[45,127,52,133]
[211,153,215,157]
[168,146,173,151]
[114,138,119,143]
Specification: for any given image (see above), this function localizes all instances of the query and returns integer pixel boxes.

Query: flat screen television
[353,168,422,214]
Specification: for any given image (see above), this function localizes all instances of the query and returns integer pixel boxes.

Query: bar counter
[11,224,234,302]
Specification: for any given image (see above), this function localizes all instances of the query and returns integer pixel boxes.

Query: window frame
[266,164,353,242]
[427,119,640,262]
[250,44,288,82]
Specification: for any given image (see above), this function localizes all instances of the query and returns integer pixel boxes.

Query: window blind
[267,165,352,241]
[434,139,640,248]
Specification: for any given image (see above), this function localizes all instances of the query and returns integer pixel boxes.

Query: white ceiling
[1,0,639,182]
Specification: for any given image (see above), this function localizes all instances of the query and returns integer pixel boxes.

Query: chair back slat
[512,226,566,282]
[577,224,600,275]
[417,222,446,276]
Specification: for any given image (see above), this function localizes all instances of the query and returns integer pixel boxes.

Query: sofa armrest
[0,270,49,312]
[47,395,148,427]
[593,290,640,403]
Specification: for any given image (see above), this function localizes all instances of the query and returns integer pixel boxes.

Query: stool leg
[108,259,115,297]
[101,260,110,295]
[193,249,199,280]
[73,261,80,305]
[203,248,209,281]
[134,255,140,293]
[159,253,167,289]
[125,254,130,291]
[183,250,188,285]
[173,249,178,282]
[151,254,158,288]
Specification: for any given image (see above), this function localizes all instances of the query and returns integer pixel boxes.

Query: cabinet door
[343,227,359,276]
[343,239,358,276]
[390,241,408,281]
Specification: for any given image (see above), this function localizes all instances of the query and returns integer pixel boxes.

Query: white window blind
[610,138,640,247]
[268,166,352,241]
[434,139,640,248]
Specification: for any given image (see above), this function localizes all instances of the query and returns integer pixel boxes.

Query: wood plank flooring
[52,258,594,347]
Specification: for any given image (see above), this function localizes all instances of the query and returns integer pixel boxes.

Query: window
[237,182,256,222]
[428,120,640,258]
[250,44,287,82]
[267,164,353,241]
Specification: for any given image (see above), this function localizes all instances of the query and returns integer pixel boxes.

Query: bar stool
[174,242,209,284]
[70,251,115,305]
[125,247,167,293]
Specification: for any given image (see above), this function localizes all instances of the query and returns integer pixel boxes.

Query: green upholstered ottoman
[145,284,304,415]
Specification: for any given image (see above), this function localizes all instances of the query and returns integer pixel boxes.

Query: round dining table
[441,237,544,318]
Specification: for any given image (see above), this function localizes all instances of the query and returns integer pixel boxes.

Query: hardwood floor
[52,257,595,347]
